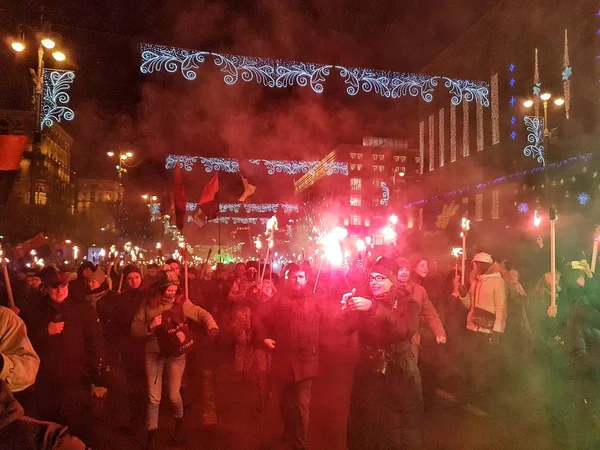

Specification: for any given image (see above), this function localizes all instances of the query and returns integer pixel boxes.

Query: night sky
[1,0,501,196]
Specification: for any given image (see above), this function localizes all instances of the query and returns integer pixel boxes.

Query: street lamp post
[524,93,564,314]
[10,26,67,205]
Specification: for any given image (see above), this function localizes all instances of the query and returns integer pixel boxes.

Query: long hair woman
[131,269,218,449]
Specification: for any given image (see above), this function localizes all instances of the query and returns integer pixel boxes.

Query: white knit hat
[472,252,493,264]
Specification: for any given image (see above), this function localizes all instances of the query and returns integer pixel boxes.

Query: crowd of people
[0,237,599,449]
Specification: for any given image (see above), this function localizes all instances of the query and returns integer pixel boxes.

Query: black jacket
[0,382,87,450]
[22,295,106,386]
[252,289,327,382]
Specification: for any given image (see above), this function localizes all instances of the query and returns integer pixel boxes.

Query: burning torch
[460,218,470,285]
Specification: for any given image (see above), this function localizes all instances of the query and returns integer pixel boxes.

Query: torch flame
[451,247,463,258]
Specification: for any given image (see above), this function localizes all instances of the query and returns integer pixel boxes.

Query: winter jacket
[407,281,446,349]
[252,289,327,382]
[0,382,88,450]
[347,285,421,359]
[0,307,39,393]
[131,293,218,353]
[22,295,106,385]
[460,271,507,334]
[566,303,600,372]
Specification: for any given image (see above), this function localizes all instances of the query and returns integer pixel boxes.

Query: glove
[91,386,108,398]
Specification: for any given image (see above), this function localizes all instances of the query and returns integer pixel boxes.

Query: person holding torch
[341,256,423,449]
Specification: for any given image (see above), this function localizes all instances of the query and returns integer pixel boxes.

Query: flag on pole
[191,174,219,228]
[238,160,258,202]
[173,162,186,231]
[0,135,28,206]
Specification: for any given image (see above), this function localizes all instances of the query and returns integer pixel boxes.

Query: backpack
[154,299,196,357]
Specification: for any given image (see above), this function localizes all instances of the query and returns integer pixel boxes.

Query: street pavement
[89,332,557,450]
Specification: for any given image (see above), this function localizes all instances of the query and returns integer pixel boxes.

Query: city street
[90,331,556,450]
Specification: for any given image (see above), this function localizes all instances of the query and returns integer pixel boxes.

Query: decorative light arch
[166,154,348,176]
[140,43,490,106]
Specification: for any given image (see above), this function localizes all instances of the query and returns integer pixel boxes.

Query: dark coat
[0,383,87,450]
[346,285,424,450]
[252,289,327,382]
[22,294,106,386]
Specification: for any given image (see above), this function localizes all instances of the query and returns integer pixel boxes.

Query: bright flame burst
[321,226,348,267]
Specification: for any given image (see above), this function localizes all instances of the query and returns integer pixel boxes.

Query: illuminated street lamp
[9,25,69,205]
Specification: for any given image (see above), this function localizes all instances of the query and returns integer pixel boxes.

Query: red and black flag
[173,163,187,231]
[238,160,257,202]
[191,173,219,228]
[0,135,28,206]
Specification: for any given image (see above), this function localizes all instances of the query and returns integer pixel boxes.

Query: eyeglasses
[368,275,388,283]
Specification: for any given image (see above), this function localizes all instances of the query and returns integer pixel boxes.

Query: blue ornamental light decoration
[140,43,489,106]
[517,203,529,213]
[578,193,591,205]
[40,69,75,129]
[523,116,545,166]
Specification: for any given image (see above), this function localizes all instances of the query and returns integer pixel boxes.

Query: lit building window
[373,233,383,246]
[373,165,378,171]
[357,153,363,159]
[350,178,362,190]
[350,195,362,207]
[401,156,406,163]
[475,194,483,221]
[415,157,420,163]
[394,156,400,162]
[350,215,361,226]
[350,164,356,171]
[357,164,362,170]
[373,179,382,187]
[372,154,378,161]
[379,165,385,172]
[350,153,356,159]
[379,155,384,161]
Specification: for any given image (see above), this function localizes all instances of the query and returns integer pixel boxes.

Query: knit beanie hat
[160,269,180,288]
[89,269,106,284]
[122,264,141,278]
[370,256,399,282]
[396,257,411,270]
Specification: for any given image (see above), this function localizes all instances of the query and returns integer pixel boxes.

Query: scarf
[86,288,108,311]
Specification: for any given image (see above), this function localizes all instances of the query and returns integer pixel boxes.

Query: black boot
[173,417,184,444]
[146,429,157,450]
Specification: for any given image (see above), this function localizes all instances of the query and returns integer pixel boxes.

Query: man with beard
[252,263,327,450]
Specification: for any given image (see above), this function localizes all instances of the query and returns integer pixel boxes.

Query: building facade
[405,0,599,242]
[296,137,419,246]
[0,109,75,213]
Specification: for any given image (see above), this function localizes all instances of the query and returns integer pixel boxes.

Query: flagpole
[218,214,222,262]
[0,245,15,309]
[184,243,189,299]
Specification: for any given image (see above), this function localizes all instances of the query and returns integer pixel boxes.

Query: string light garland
[428,114,435,171]
[476,101,484,151]
[41,69,75,129]
[439,108,445,167]
[491,73,499,145]
[140,43,490,106]
[523,116,545,165]
[534,49,541,117]
[165,154,348,176]
[562,29,572,119]
[450,104,457,162]
[419,121,425,174]
[462,99,470,157]
[406,152,596,208]
[508,63,517,141]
